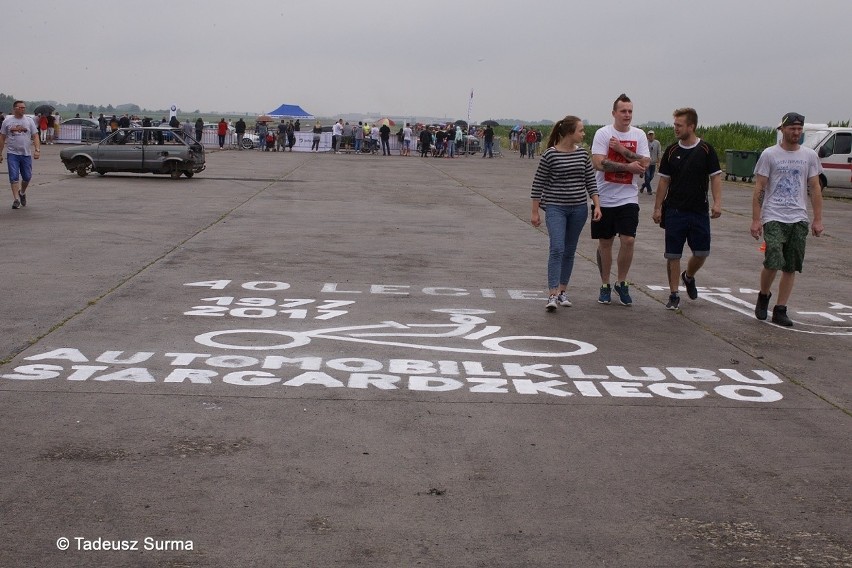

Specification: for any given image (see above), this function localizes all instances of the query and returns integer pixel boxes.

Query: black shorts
[591,203,640,240]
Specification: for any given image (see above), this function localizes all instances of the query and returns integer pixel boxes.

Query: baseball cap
[778,112,805,129]
[647,130,654,134]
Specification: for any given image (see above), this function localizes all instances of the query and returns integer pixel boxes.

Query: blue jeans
[642,164,656,192]
[6,153,33,183]
[483,140,493,157]
[545,204,588,289]
[354,139,362,152]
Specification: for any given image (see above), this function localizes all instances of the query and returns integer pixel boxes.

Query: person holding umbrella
[379,121,391,156]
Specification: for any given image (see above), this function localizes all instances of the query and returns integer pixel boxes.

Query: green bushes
[582,122,775,153]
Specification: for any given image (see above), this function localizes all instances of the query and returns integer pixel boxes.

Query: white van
[778,124,852,189]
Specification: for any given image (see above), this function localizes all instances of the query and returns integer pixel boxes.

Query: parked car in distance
[60,117,102,143]
[805,127,852,190]
[59,127,205,179]
[775,123,852,190]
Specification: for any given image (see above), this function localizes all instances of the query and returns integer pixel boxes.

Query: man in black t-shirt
[379,123,391,156]
[652,107,722,310]
[482,125,494,158]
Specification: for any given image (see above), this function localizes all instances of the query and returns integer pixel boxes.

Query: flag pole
[466,88,474,154]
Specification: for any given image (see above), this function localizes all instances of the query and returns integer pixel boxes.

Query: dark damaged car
[60,126,205,179]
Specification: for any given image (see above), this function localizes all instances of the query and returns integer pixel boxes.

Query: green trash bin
[725,150,761,183]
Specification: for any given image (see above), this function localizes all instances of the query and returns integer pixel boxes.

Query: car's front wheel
[75,158,93,177]
[241,137,253,150]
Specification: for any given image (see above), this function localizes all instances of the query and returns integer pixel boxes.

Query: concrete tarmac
[1,145,850,567]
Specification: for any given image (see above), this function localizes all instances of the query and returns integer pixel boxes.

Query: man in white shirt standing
[331,119,343,154]
[402,123,413,156]
[591,93,650,306]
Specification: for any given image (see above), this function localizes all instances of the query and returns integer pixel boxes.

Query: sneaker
[19,192,26,207]
[546,294,558,312]
[666,293,681,310]
[755,291,772,321]
[598,284,612,305]
[681,271,698,300]
[12,199,20,209]
[556,292,572,307]
[613,281,633,306]
[771,305,793,327]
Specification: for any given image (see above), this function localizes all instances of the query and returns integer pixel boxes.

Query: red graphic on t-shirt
[604,139,637,184]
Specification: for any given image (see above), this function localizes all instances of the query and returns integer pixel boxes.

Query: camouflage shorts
[763,221,808,273]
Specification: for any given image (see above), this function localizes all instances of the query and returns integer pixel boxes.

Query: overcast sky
[7,0,851,127]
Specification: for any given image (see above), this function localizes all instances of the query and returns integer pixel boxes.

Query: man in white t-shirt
[369,124,380,154]
[750,111,824,327]
[331,119,343,154]
[402,123,413,156]
[590,93,650,306]
[0,100,41,209]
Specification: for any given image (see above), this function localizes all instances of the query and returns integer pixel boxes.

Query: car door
[144,129,184,173]
[96,128,145,170]
[819,131,852,189]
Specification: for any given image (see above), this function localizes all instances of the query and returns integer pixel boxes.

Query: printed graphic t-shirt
[592,125,650,207]
[754,145,822,224]
[0,115,39,156]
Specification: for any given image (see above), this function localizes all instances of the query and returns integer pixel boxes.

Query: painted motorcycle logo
[196,309,597,357]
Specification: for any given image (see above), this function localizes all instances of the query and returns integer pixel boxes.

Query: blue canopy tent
[267,104,315,120]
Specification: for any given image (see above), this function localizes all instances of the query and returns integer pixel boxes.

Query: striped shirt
[530,147,598,206]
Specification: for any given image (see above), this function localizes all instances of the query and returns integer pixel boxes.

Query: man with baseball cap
[750,112,824,326]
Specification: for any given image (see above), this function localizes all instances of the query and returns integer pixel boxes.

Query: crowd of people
[0,110,63,145]
[509,127,544,158]
[3,96,826,327]
[530,94,824,327]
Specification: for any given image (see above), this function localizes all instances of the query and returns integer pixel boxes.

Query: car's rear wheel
[241,137,253,150]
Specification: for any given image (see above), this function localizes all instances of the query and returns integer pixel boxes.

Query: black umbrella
[454,119,468,128]
[481,119,500,127]
[32,104,55,116]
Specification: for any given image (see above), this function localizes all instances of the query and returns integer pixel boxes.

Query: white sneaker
[546,295,558,312]
[556,292,572,307]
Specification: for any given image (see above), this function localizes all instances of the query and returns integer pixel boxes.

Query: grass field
[494,122,776,156]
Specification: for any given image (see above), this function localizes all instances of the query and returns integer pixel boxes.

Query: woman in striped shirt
[530,116,601,311]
